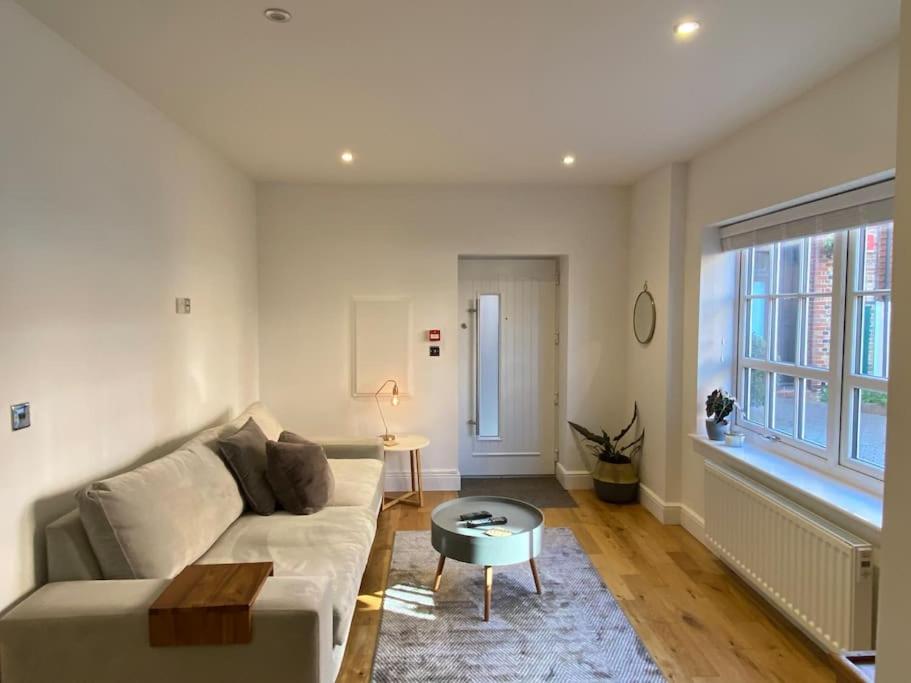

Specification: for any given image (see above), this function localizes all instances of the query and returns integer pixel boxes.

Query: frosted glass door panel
[476,294,500,438]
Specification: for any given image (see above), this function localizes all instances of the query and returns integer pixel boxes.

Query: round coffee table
[430,495,544,621]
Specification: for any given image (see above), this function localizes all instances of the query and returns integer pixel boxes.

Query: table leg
[415,449,424,507]
[433,554,446,592]
[529,558,542,594]
[409,450,417,500]
[484,566,492,621]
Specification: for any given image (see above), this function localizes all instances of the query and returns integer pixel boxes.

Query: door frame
[457,255,564,477]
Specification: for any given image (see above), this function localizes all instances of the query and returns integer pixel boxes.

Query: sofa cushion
[179,402,284,454]
[218,418,277,516]
[77,442,244,579]
[267,434,335,515]
[198,506,377,645]
[327,458,384,511]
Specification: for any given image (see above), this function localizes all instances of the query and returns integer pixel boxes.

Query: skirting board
[638,484,681,524]
[555,463,593,490]
[638,483,706,544]
[385,469,461,492]
[680,506,706,545]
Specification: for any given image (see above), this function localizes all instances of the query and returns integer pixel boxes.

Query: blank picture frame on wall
[352,296,413,396]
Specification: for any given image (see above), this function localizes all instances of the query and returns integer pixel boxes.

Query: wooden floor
[338,490,837,682]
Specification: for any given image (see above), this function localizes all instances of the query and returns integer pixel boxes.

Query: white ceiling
[16,0,900,184]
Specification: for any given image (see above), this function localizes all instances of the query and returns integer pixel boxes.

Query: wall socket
[176,297,191,314]
[11,403,30,431]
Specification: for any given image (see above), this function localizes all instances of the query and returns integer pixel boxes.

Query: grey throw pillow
[217,418,276,515]
[267,433,335,515]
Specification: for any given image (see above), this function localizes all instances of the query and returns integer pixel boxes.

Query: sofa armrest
[0,577,334,683]
[316,437,384,461]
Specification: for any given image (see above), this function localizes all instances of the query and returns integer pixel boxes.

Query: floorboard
[337,490,836,682]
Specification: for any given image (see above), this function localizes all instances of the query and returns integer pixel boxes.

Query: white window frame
[735,225,891,487]
[839,228,891,479]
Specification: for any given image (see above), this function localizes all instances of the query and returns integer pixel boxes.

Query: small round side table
[381,434,429,511]
[431,495,544,621]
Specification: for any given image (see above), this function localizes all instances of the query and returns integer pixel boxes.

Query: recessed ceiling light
[562,154,576,167]
[340,150,355,164]
[674,20,701,37]
[264,8,292,23]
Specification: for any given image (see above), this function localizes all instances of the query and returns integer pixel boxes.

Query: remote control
[459,510,492,522]
[466,516,508,528]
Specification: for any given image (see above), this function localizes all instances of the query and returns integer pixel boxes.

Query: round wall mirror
[633,283,656,344]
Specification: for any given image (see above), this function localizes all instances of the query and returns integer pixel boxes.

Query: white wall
[679,40,900,526]
[875,2,911,678]
[0,0,259,610]
[256,184,629,488]
[625,163,687,512]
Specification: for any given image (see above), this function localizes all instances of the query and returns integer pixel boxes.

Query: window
[476,293,501,438]
[736,221,892,480]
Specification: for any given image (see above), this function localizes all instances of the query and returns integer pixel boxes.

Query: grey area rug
[459,477,578,509]
[373,528,665,682]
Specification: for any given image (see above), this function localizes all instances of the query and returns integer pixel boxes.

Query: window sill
[690,434,882,541]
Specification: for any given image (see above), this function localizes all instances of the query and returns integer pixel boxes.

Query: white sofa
[0,402,385,683]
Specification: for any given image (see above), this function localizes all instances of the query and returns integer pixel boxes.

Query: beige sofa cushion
[77,442,244,579]
[327,458,384,511]
[198,506,377,645]
[179,402,284,453]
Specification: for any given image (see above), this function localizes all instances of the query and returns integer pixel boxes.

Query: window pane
[476,294,500,438]
[747,298,769,360]
[853,388,887,469]
[774,298,799,364]
[773,374,796,436]
[808,233,835,293]
[859,222,893,291]
[778,240,803,294]
[801,379,828,447]
[804,295,832,370]
[745,368,767,425]
[855,295,890,378]
[750,246,772,295]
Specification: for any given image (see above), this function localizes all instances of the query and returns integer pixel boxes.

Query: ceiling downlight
[264,8,292,23]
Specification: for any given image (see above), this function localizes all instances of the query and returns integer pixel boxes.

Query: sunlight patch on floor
[381,583,437,620]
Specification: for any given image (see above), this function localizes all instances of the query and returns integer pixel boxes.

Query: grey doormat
[373,528,665,682]
[459,476,578,509]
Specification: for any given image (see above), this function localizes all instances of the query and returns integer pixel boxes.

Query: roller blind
[719,178,894,252]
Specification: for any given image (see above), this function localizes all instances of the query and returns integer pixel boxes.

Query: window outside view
[738,222,892,475]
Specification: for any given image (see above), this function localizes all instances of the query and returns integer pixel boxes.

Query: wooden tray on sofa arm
[149,562,274,646]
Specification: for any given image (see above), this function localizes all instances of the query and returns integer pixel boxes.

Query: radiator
[704,460,874,651]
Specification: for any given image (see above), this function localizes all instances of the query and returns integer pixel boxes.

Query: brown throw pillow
[217,418,276,515]
[267,434,335,515]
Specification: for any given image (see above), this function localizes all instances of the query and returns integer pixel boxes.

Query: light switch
[176,297,191,314]
[11,403,30,431]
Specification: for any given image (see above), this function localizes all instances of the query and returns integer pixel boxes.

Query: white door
[458,258,558,476]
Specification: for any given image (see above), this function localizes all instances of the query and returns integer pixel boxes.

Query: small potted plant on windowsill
[705,389,734,441]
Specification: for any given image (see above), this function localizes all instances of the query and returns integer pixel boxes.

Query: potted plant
[568,404,644,503]
[705,389,735,441]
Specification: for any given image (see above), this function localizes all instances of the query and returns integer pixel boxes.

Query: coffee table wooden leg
[529,558,542,594]
[409,451,417,498]
[433,554,446,592]
[484,566,492,621]
[415,448,424,507]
